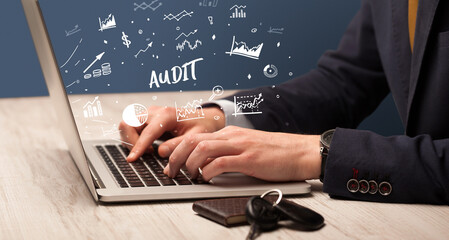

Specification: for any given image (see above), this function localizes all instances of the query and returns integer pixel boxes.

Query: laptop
[21,0,311,202]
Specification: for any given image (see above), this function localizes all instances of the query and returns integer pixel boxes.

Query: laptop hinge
[87,160,106,189]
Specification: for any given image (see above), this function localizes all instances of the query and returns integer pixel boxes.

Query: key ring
[260,189,283,207]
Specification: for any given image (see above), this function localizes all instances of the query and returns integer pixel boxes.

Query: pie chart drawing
[263,64,278,78]
[122,104,148,127]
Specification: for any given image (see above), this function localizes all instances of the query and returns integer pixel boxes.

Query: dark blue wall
[0,0,403,136]
[0,0,49,97]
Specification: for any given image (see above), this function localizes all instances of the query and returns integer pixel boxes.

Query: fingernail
[159,145,170,158]
[164,164,170,176]
[127,152,135,162]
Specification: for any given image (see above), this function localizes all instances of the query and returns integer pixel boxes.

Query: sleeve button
[359,180,369,194]
[379,181,392,196]
[347,179,359,193]
[368,180,378,194]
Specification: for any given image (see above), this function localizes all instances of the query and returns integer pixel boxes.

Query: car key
[274,199,324,230]
[245,196,280,240]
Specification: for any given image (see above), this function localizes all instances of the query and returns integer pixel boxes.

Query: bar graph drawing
[83,96,103,118]
[229,5,246,19]
[199,0,218,7]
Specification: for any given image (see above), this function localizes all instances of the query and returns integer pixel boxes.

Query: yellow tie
[409,0,419,52]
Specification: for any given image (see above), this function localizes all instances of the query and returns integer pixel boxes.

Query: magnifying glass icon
[208,85,224,101]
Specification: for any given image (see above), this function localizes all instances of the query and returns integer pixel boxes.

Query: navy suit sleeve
[325,128,449,204]
[225,1,389,134]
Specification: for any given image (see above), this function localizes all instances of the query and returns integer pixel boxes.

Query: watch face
[321,130,335,148]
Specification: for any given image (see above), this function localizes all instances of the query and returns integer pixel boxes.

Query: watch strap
[319,146,328,182]
[319,129,335,182]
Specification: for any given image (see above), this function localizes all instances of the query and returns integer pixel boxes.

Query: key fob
[275,200,324,230]
[245,196,280,231]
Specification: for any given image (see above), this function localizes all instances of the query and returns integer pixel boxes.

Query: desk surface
[1,93,448,240]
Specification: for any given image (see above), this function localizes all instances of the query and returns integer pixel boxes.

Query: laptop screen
[37,0,353,143]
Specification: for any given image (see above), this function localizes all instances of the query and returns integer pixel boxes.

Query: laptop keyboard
[96,144,206,188]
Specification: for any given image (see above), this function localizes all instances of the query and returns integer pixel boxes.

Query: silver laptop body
[21,0,311,202]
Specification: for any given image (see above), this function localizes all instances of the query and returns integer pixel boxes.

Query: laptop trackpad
[210,173,269,186]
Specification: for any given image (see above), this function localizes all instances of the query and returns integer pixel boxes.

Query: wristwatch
[319,129,335,182]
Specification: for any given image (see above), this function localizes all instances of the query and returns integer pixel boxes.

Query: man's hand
[119,106,225,162]
[163,126,322,182]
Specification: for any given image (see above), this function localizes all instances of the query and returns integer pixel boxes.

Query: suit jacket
[226,0,449,204]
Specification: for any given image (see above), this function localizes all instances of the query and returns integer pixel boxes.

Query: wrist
[291,134,321,180]
[309,135,322,179]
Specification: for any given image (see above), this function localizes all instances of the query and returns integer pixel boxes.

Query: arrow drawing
[83,96,99,109]
[268,27,284,34]
[83,52,105,73]
[65,25,81,37]
[134,42,153,58]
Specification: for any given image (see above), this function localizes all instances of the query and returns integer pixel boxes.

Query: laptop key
[129,182,145,187]
[160,179,176,186]
[176,180,193,185]
[144,180,161,186]
[119,145,131,155]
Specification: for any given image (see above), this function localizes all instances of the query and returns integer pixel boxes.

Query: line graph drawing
[134,0,162,11]
[225,36,263,60]
[60,38,82,68]
[98,14,117,32]
[65,25,81,37]
[134,42,153,58]
[175,29,198,40]
[233,93,264,116]
[230,5,246,18]
[163,10,194,22]
[101,125,121,137]
[176,39,202,51]
[268,27,284,34]
[199,0,218,7]
[66,79,80,88]
[230,5,246,9]
[175,99,205,122]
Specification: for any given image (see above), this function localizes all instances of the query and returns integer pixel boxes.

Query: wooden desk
[1,93,448,239]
